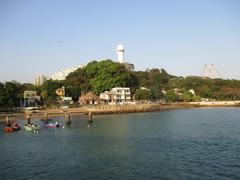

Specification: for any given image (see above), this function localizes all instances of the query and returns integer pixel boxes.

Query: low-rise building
[61,96,73,104]
[79,92,99,105]
[21,91,41,107]
[100,87,131,104]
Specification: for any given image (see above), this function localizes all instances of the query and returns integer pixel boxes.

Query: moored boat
[4,114,21,132]
[4,127,14,132]
[23,124,40,132]
[12,122,21,131]
[44,121,60,128]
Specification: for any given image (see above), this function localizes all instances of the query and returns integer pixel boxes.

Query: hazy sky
[1,0,240,83]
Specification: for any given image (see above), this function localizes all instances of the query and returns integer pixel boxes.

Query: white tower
[116,44,124,63]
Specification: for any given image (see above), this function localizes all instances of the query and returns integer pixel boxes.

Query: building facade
[100,87,131,104]
[21,91,41,107]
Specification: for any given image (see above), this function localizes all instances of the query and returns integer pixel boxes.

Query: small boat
[44,122,60,128]
[4,126,14,132]
[12,122,21,131]
[4,122,21,132]
[23,124,40,132]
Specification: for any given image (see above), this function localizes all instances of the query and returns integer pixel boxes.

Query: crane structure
[202,64,223,79]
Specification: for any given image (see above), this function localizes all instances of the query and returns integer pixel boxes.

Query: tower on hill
[116,44,125,63]
[116,44,134,71]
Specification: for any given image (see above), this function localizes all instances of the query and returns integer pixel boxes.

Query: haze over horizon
[1,0,240,83]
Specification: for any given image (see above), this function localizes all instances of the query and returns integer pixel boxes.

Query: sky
[0,0,240,83]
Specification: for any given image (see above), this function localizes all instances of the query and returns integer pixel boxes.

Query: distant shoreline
[0,101,239,121]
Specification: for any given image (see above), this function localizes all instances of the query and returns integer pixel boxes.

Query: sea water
[1,107,240,179]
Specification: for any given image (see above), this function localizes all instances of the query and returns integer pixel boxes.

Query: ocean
[1,107,240,179]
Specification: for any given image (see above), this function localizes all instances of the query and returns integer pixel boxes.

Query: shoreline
[0,101,239,121]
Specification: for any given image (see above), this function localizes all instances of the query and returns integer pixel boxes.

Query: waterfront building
[21,91,41,107]
[100,87,131,104]
[79,92,99,105]
[61,96,73,104]
[34,74,46,86]
[51,65,84,80]
[116,44,134,71]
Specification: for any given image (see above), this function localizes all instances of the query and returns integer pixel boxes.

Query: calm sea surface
[1,107,240,180]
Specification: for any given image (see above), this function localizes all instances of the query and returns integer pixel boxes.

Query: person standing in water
[88,112,93,128]
[44,113,48,122]
[6,115,11,127]
[65,112,71,124]
[26,113,31,124]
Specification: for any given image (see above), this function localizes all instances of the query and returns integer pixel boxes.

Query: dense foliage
[168,77,240,101]
[0,81,35,108]
[134,89,154,100]
[1,59,240,107]
[65,60,138,97]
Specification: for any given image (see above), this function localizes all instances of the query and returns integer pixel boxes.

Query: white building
[61,96,73,104]
[21,91,41,107]
[51,65,85,81]
[100,87,131,104]
[34,74,46,86]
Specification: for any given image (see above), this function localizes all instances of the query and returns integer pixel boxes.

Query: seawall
[0,101,239,121]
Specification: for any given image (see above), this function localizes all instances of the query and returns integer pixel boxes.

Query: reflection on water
[1,108,240,179]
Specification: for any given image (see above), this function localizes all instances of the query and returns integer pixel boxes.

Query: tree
[0,82,6,107]
[88,60,134,94]
[164,90,180,102]
[134,71,149,87]
[66,60,139,96]
[134,68,171,99]
[41,80,64,104]
[181,91,194,102]
[134,89,153,100]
